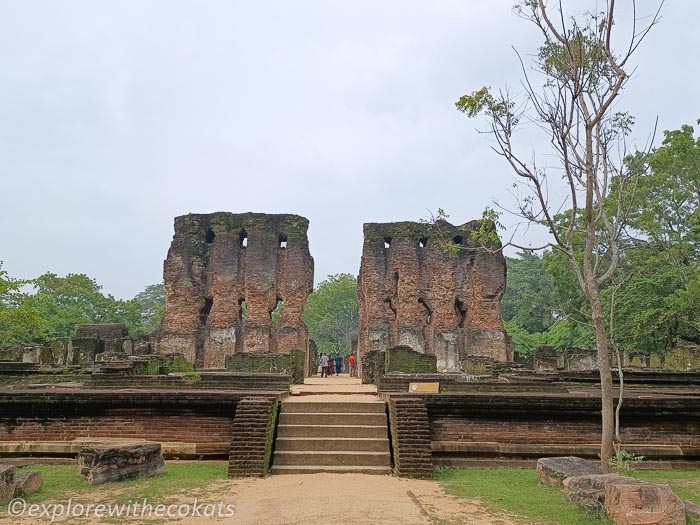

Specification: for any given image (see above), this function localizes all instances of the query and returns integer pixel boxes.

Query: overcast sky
[1,1,698,299]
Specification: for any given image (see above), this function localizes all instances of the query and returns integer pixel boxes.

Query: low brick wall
[86,373,291,391]
[424,393,700,464]
[226,350,305,384]
[0,389,285,458]
[387,397,433,478]
[361,350,385,384]
[228,396,280,477]
[384,346,437,374]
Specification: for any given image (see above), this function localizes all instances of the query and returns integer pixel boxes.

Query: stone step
[275,437,390,452]
[270,465,391,475]
[280,401,386,414]
[276,425,389,439]
[278,412,387,426]
[273,450,390,467]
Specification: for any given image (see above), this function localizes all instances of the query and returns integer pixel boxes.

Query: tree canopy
[303,273,358,356]
[0,263,165,345]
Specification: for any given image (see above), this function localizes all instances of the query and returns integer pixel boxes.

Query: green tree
[133,283,166,334]
[603,124,700,351]
[303,274,358,356]
[23,273,143,338]
[0,262,45,344]
[503,252,556,334]
[456,1,662,467]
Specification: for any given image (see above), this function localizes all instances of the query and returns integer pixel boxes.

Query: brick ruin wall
[156,213,314,369]
[357,220,510,371]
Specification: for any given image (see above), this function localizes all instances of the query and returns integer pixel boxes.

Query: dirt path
[221,473,517,525]
[1,473,518,525]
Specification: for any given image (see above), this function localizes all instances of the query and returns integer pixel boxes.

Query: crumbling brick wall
[357,220,510,370]
[156,213,314,369]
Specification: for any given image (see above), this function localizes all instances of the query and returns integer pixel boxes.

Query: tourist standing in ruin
[320,353,329,378]
[334,354,343,375]
[349,353,357,377]
[328,354,335,376]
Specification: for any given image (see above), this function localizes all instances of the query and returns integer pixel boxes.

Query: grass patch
[15,462,227,505]
[632,470,700,505]
[435,467,611,525]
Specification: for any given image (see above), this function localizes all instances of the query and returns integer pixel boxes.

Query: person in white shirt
[320,353,329,378]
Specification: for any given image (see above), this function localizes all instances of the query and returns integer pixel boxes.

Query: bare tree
[455,0,662,468]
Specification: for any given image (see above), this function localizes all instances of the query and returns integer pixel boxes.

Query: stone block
[75,323,128,341]
[0,464,16,503]
[21,346,42,363]
[77,442,165,485]
[563,474,641,517]
[537,456,604,488]
[13,471,43,496]
[0,346,22,362]
[604,482,686,525]
[72,338,101,365]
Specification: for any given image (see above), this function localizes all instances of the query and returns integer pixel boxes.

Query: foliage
[618,125,700,349]
[436,467,611,524]
[0,262,45,344]
[503,251,556,334]
[455,0,663,464]
[504,125,700,354]
[608,450,644,474]
[303,273,358,356]
[21,273,144,339]
[0,263,167,345]
[134,283,166,334]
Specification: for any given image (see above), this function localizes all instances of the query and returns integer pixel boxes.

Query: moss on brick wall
[384,346,437,374]
[225,350,305,384]
[361,350,385,384]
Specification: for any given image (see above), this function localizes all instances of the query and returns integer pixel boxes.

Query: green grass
[435,467,612,525]
[15,463,227,504]
[632,470,700,505]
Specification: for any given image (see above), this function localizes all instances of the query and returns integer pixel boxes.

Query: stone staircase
[270,396,391,474]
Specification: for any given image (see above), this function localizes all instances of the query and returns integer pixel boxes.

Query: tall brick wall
[156,213,314,369]
[357,220,510,372]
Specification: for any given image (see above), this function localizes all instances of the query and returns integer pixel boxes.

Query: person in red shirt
[349,354,357,377]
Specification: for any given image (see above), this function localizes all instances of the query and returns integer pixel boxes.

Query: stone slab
[0,464,16,503]
[563,474,642,517]
[537,456,605,488]
[77,442,165,485]
[13,471,43,496]
[604,482,685,525]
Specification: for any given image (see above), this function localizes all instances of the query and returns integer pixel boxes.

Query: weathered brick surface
[156,213,314,368]
[358,221,510,372]
[86,372,291,391]
[425,393,700,462]
[0,390,243,457]
[75,324,128,341]
[77,442,165,485]
[226,350,305,384]
[361,350,385,384]
[228,396,279,477]
[384,346,437,373]
[388,396,433,478]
